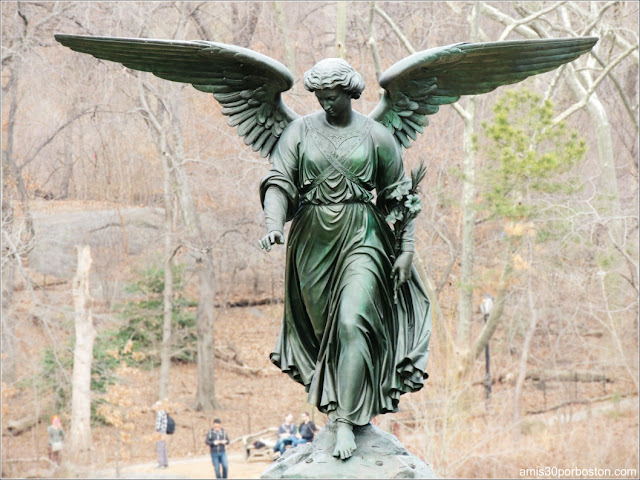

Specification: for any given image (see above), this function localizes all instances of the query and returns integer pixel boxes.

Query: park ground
[87,452,269,479]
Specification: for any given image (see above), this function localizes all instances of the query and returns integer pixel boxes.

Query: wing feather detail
[55,34,300,159]
[369,37,597,149]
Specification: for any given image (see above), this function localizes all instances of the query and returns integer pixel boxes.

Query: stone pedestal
[261,421,438,479]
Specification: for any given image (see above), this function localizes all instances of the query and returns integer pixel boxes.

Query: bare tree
[452,3,480,357]
[480,1,639,232]
[159,127,176,402]
[231,2,263,48]
[336,2,347,59]
[69,245,95,457]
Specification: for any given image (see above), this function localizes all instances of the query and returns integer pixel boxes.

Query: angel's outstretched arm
[55,34,299,159]
[257,120,302,250]
[258,189,288,251]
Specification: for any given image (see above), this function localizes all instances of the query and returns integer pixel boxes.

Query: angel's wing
[55,34,299,159]
[369,37,598,149]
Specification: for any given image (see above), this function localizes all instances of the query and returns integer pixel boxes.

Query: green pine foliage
[476,88,587,223]
[112,263,198,365]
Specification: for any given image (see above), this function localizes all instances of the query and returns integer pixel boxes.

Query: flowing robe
[260,111,431,426]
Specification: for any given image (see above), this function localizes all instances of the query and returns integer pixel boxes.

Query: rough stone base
[261,421,438,479]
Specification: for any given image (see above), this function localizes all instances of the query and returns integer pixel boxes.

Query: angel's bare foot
[332,421,356,460]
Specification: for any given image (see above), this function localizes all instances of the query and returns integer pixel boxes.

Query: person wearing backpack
[205,418,230,479]
[154,402,170,469]
[166,414,176,435]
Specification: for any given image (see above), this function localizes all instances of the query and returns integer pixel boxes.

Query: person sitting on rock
[296,412,317,444]
[273,413,298,456]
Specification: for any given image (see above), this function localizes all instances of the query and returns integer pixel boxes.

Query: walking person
[47,415,64,466]
[206,418,230,479]
[154,402,169,469]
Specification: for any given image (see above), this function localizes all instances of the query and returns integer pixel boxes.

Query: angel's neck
[321,109,357,129]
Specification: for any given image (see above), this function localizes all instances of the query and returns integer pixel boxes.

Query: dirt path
[88,453,270,479]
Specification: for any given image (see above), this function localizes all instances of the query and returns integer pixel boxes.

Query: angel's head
[303,58,365,99]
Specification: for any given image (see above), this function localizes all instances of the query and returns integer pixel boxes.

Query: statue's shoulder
[368,116,397,144]
[281,115,306,138]
[367,117,393,138]
[301,111,326,125]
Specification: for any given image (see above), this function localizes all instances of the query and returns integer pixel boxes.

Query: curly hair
[303,58,365,99]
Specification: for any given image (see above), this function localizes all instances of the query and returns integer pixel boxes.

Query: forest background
[1,1,638,479]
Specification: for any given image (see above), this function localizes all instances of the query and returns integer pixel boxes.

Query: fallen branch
[216,297,283,308]
[4,414,41,436]
[216,359,263,376]
[496,369,614,385]
[215,344,245,366]
[527,369,613,383]
[3,456,55,466]
[526,391,637,415]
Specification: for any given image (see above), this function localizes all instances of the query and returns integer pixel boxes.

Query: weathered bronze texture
[55,33,597,461]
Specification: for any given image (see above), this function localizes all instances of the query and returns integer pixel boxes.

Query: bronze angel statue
[56,33,597,460]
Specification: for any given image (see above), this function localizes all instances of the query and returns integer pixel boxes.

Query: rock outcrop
[261,421,438,479]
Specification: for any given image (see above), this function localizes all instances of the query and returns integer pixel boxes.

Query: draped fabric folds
[260,111,431,426]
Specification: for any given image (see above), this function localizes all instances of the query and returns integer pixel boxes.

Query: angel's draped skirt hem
[270,202,431,426]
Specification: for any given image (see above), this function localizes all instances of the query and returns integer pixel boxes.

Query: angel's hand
[391,251,414,288]
[259,231,284,252]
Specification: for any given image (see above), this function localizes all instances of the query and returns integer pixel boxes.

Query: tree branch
[18,107,97,171]
[589,49,640,134]
[526,391,637,415]
[552,42,639,126]
[373,4,415,54]
[498,1,566,41]
[466,247,515,371]
[367,2,383,95]
[479,2,539,40]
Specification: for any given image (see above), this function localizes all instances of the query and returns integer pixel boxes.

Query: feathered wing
[55,34,299,159]
[369,37,598,149]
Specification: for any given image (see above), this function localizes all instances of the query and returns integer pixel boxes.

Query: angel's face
[314,88,351,120]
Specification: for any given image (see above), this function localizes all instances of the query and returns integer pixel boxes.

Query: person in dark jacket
[297,412,317,444]
[205,418,230,478]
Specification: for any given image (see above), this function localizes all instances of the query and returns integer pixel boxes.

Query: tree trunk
[69,245,95,456]
[158,150,174,402]
[59,115,74,200]
[462,241,515,378]
[564,70,622,230]
[455,3,480,353]
[0,304,17,383]
[455,95,477,351]
[136,75,219,411]
[2,66,35,242]
[367,4,383,88]
[512,237,538,438]
[273,2,296,78]
[1,199,18,383]
[195,251,217,409]
[336,2,347,59]
[232,3,262,48]
[167,114,219,411]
